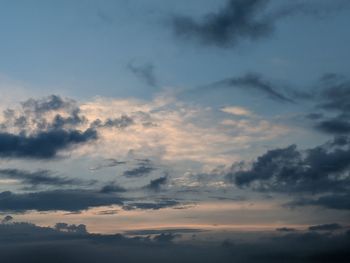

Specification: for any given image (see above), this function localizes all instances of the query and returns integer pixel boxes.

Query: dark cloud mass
[0,190,123,212]
[172,0,273,48]
[122,199,181,210]
[99,182,126,194]
[0,128,97,159]
[0,220,349,263]
[228,136,350,209]
[0,169,84,188]
[311,75,350,135]
[171,0,349,48]
[309,223,343,232]
[145,176,168,191]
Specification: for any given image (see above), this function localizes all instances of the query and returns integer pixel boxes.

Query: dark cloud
[50,109,86,130]
[289,194,350,211]
[171,0,349,48]
[1,95,84,131]
[228,137,350,195]
[89,158,127,171]
[144,176,168,191]
[54,223,88,234]
[99,182,126,194]
[171,0,273,48]
[0,169,86,188]
[305,113,324,120]
[0,128,97,159]
[21,95,75,114]
[122,199,181,210]
[96,209,119,215]
[275,227,296,232]
[153,233,178,243]
[91,115,134,129]
[128,62,158,87]
[123,162,156,178]
[311,75,350,135]
[1,215,13,224]
[0,220,349,263]
[227,135,350,210]
[316,118,350,134]
[125,228,204,236]
[0,190,123,212]
[309,223,343,232]
[204,73,295,103]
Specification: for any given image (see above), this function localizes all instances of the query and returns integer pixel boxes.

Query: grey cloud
[311,75,350,135]
[21,95,75,115]
[171,0,349,48]
[0,128,97,159]
[123,161,156,178]
[89,159,127,171]
[228,137,350,195]
[54,222,88,234]
[1,215,13,224]
[128,62,158,87]
[289,194,350,211]
[0,169,86,188]
[0,220,349,263]
[122,199,181,210]
[99,182,126,194]
[0,190,123,212]
[316,118,350,135]
[144,176,168,191]
[309,223,343,232]
[90,115,134,129]
[172,0,273,48]
[203,73,295,103]
[275,227,296,232]
[125,228,204,236]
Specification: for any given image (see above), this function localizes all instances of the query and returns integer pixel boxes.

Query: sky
[0,0,350,262]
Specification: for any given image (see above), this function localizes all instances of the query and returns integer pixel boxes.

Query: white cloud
[221,106,253,117]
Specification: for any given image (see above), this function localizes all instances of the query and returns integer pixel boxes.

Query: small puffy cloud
[221,106,253,117]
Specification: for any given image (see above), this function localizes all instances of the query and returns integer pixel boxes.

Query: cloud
[123,162,156,178]
[221,106,253,117]
[171,0,273,48]
[0,128,97,159]
[0,220,349,263]
[54,222,88,234]
[125,228,204,236]
[205,73,295,103]
[1,215,13,224]
[99,182,126,194]
[144,176,168,191]
[289,194,350,211]
[309,223,343,232]
[228,137,350,195]
[316,118,350,134]
[21,95,75,115]
[171,0,350,48]
[89,158,126,171]
[275,227,296,232]
[90,115,134,129]
[122,199,182,210]
[128,62,158,87]
[0,169,86,188]
[0,190,123,212]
